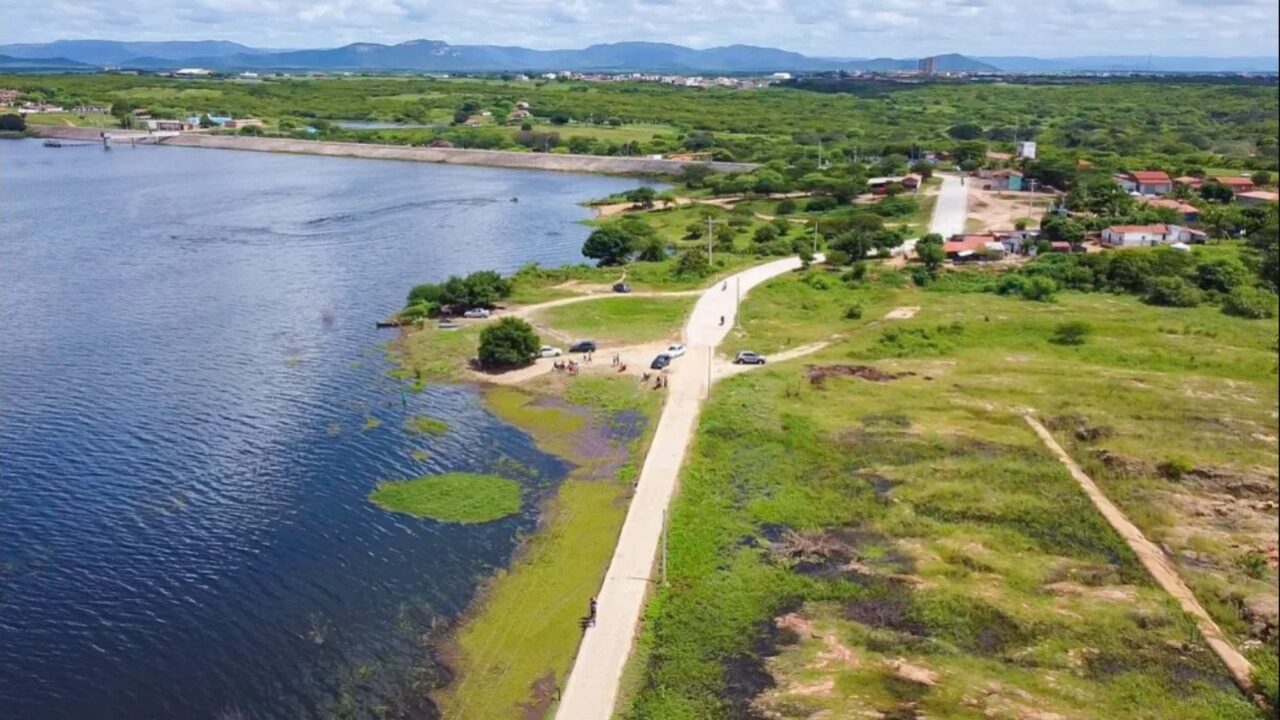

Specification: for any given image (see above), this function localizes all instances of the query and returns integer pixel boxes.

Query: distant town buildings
[918,56,938,76]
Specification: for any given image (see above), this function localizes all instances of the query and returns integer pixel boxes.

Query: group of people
[552,360,581,375]
[641,372,669,389]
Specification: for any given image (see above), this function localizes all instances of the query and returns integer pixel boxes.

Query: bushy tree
[1050,321,1091,345]
[1144,276,1203,307]
[1222,287,1278,319]
[636,237,668,262]
[672,248,711,278]
[1194,257,1249,294]
[625,186,657,208]
[583,225,636,266]
[0,114,26,132]
[1020,276,1058,302]
[917,233,945,272]
[1250,171,1272,188]
[478,318,541,368]
[1199,181,1235,204]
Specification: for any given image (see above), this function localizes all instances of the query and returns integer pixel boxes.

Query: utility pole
[812,219,820,254]
[705,216,723,265]
[1027,179,1038,229]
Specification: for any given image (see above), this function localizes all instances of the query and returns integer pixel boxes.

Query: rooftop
[1129,170,1172,184]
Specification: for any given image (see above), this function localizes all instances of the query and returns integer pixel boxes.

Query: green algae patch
[405,415,450,435]
[370,473,520,524]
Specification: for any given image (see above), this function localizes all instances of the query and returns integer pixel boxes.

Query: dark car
[650,354,672,370]
[612,282,632,293]
[569,340,597,353]
[733,351,766,365]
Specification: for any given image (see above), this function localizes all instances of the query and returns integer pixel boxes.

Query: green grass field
[517,122,677,145]
[369,473,521,524]
[621,257,1276,719]
[20,111,117,127]
[536,296,696,344]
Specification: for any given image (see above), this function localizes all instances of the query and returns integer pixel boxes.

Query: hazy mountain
[0,38,994,73]
[0,40,264,65]
[0,54,94,71]
[976,55,1279,73]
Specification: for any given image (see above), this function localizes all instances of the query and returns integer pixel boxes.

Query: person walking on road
[588,596,598,627]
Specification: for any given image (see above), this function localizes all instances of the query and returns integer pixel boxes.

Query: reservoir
[0,139,645,719]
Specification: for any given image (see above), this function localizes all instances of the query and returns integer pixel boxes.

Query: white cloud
[2,0,1276,56]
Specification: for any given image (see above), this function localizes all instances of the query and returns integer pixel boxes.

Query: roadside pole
[661,509,668,586]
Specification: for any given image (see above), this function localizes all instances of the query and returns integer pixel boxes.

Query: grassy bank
[620,263,1275,718]
[435,375,663,719]
[370,473,520,524]
[535,296,696,344]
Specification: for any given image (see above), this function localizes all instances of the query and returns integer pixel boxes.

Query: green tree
[917,234,945,272]
[1050,321,1091,345]
[1250,171,1271,188]
[0,114,25,132]
[625,186,657,208]
[636,237,668,262]
[1194,257,1248,294]
[672,248,711,278]
[1199,181,1235,204]
[1021,276,1058,302]
[948,123,984,140]
[1222,287,1278,319]
[582,225,636,266]
[1144,276,1203,307]
[478,317,541,368]
[199,114,216,129]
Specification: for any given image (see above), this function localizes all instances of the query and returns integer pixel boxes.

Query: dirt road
[553,256,815,720]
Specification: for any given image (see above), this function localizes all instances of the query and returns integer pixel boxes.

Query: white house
[1100,224,1206,248]
[1114,171,1173,196]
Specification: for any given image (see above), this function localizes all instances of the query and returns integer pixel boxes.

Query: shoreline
[24,126,759,177]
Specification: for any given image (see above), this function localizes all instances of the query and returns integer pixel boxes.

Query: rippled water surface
[0,139,646,719]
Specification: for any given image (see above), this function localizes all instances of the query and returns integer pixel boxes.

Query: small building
[224,118,264,129]
[1213,177,1255,194]
[986,150,1013,163]
[944,234,1006,262]
[1100,224,1206,248]
[1015,141,1037,159]
[141,119,186,132]
[72,104,108,114]
[1237,190,1280,207]
[174,68,213,77]
[1140,197,1200,223]
[901,174,922,190]
[1115,171,1173,196]
[0,88,19,106]
[1173,175,1204,190]
[978,168,1023,191]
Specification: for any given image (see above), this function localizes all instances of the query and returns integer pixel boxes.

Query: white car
[665,343,687,358]
[462,308,491,319]
[539,345,563,358]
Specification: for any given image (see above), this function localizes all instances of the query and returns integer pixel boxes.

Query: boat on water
[43,140,63,148]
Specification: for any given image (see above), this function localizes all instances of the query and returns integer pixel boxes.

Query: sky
[3,0,1278,57]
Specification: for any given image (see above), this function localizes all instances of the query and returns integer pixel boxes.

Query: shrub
[844,303,864,320]
[1144,276,1203,307]
[478,317,541,367]
[672,248,711,278]
[776,198,797,215]
[1051,321,1090,345]
[1157,455,1194,480]
[1020,276,1058,302]
[1221,287,1278,319]
[995,274,1025,296]
[1194,257,1249,294]
[803,272,832,290]
[843,261,868,283]
[753,224,778,244]
[805,196,838,212]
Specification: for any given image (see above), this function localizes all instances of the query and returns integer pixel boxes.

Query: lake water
[0,139,646,719]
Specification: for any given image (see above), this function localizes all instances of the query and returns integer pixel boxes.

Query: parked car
[733,351,766,365]
[650,354,672,370]
[665,343,687,358]
[613,282,632,293]
[539,345,562,358]
[569,340,597,353]
[462,308,491,319]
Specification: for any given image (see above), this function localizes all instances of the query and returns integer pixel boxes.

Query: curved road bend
[554,255,815,720]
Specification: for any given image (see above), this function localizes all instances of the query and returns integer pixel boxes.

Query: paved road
[553,255,814,720]
[929,173,970,237]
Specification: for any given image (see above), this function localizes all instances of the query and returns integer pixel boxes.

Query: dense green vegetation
[369,473,520,524]
[477,317,541,367]
[7,74,1275,175]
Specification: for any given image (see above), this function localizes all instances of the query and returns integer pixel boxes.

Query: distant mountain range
[0,39,1276,74]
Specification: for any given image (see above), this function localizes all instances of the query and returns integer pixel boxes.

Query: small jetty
[375,318,406,328]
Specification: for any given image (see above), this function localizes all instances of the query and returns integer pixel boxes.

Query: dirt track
[1025,415,1266,708]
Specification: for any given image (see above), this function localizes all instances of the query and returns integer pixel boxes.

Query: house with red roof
[1213,176,1256,193]
[943,234,1007,261]
[1114,171,1173,196]
[1237,190,1279,207]
[1140,197,1201,222]
[1173,175,1204,189]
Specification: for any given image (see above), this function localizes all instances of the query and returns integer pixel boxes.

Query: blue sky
[3,0,1278,56]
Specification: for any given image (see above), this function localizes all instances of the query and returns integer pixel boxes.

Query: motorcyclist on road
[719,315,725,326]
